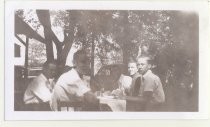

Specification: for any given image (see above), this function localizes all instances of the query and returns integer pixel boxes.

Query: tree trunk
[60,33,74,66]
[55,43,62,63]
[44,27,54,61]
[36,10,54,61]
[91,38,95,77]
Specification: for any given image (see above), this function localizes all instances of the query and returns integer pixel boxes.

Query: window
[15,43,21,57]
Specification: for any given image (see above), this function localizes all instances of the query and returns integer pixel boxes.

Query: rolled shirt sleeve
[32,82,52,102]
[153,76,165,103]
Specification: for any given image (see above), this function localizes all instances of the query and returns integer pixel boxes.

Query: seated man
[23,60,57,111]
[50,49,99,111]
[125,56,165,111]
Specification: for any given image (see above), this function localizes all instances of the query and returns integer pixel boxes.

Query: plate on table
[102,95,115,99]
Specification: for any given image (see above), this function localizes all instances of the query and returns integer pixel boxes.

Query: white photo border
[4,0,209,120]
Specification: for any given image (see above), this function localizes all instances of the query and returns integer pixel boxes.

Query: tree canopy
[15,10,198,78]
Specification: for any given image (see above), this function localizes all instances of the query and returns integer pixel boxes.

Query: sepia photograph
[4,1,209,120]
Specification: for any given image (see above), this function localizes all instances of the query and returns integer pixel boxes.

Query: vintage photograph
[14,9,198,112]
[5,1,209,120]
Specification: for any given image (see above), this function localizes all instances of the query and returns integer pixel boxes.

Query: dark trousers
[24,103,51,111]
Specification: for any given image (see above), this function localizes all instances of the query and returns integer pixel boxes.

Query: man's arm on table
[123,91,153,104]
[84,91,99,104]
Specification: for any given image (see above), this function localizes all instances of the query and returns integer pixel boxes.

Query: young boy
[136,56,165,111]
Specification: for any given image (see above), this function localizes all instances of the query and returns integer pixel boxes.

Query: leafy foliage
[28,40,46,67]
[16,9,198,111]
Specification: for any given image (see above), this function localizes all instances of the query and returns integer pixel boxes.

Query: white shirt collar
[40,73,48,81]
[143,70,152,78]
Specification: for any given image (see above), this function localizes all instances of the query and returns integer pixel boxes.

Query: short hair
[42,60,57,69]
[136,55,153,65]
[128,57,137,64]
[73,49,89,63]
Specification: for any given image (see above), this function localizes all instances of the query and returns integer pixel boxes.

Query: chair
[57,100,83,111]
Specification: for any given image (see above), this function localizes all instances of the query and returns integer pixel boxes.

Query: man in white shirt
[24,60,57,111]
[50,50,98,111]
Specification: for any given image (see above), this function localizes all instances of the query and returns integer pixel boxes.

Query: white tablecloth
[98,96,126,112]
